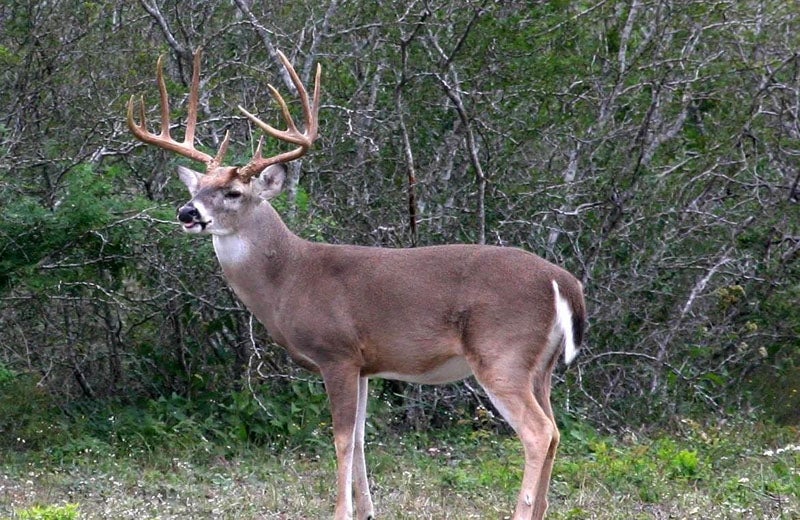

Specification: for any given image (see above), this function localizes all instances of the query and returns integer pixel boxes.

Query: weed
[670,448,701,479]
[13,504,79,520]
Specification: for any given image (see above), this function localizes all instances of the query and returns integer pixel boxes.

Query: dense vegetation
[1,0,798,464]
[1,1,798,518]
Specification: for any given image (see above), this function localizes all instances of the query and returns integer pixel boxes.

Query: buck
[127,49,586,520]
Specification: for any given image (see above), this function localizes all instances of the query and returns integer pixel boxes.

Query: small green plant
[248,378,332,448]
[670,448,700,479]
[653,437,705,481]
[0,362,14,384]
[15,503,79,520]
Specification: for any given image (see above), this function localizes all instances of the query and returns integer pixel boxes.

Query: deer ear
[252,164,286,200]
[177,165,204,196]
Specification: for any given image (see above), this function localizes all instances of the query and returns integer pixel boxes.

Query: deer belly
[372,356,472,385]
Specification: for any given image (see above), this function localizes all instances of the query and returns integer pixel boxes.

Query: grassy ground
[1,419,798,519]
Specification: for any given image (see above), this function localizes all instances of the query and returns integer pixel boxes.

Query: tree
[1,0,797,431]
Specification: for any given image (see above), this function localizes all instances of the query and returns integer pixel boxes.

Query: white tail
[553,280,580,365]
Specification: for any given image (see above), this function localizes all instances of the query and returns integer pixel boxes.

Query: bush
[15,503,79,520]
[0,371,68,452]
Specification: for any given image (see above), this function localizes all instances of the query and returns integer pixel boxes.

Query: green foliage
[0,362,14,385]
[394,426,525,495]
[0,164,157,292]
[31,376,333,466]
[14,504,79,520]
[443,436,523,492]
[222,380,330,449]
[0,372,68,452]
[665,446,702,480]
[1,0,799,452]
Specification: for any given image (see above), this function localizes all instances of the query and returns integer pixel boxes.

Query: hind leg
[531,371,559,519]
[473,364,556,520]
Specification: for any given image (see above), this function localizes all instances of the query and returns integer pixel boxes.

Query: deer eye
[224,190,242,200]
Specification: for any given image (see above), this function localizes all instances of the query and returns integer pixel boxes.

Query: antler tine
[237,51,321,182]
[311,62,321,137]
[292,57,321,142]
[155,55,172,141]
[183,50,201,145]
[277,50,321,143]
[127,48,230,169]
[209,130,231,170]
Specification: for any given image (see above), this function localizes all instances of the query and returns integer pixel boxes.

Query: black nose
[177,204,199,223]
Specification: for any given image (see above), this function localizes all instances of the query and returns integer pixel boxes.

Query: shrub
[15,504,79,520]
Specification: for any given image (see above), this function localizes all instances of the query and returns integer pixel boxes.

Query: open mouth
[183,220,209,231]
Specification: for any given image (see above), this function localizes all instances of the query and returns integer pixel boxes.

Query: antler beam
[237,51,321,182]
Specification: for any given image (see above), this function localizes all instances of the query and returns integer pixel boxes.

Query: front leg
[353,376,375,519]
[321,363,362,520]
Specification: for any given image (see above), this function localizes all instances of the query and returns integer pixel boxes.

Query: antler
[126,49,229,170]
[237,51,321,182]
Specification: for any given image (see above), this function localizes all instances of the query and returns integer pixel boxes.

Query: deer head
[126,49,320,236]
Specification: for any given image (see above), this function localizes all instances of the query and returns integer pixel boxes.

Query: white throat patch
[213,234,250,265]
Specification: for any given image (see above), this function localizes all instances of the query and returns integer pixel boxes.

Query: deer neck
[211,201,303,329]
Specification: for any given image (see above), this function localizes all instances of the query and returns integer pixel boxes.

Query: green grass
[1,418,797,519]
[13,504,78,520]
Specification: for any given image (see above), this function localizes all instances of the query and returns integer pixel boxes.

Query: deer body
[128,49,586,520]
[220,223,579,382]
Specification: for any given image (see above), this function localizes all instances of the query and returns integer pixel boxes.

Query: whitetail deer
[127,49,586,520]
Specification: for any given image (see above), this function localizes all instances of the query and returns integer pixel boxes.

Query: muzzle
[177,203,206,231]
